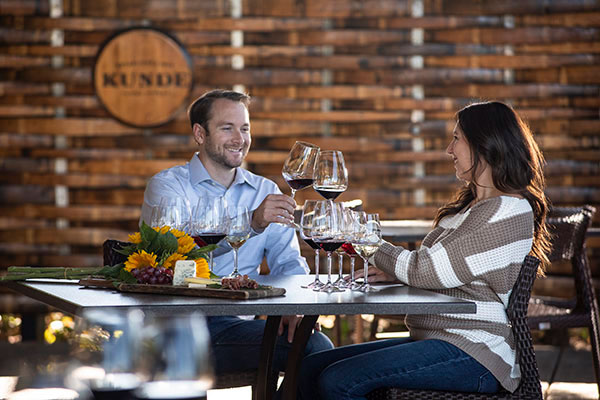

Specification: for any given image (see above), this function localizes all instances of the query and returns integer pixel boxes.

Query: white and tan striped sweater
[373,196,534,392]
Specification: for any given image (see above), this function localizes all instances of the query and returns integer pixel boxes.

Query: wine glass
[299,200,324,289]
[226,206,251,278]
[133,313,213,400]
[190,196,227,273]
[282,141,320,199]
[313,150,348,201]
[311,200,345,293]
[67,308,146,400]
[353,212,382,293]
[150,197,192,232]
[342,210,362,290]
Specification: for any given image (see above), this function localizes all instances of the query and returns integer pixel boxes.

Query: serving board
[78,278,285,300]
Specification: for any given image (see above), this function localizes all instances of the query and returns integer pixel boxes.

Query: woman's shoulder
[470,195,532,224]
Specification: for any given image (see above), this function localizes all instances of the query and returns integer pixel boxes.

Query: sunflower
[195,258,210,279]
[124,250,158,272]
[162,252,187,269]
[128,232,142,244]
[177,234,196,254]
[153,226,171,235]
[170,228,186,238]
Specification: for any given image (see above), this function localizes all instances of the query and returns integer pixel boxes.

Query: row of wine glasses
[282,141,348,201]
[149,197,250,277]
[298,200,382,293]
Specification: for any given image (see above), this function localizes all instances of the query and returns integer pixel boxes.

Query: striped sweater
[373,196,534,392]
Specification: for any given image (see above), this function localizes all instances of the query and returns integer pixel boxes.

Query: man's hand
[351,266,398,283]
[251,194,296,231]
[278,315,303,343]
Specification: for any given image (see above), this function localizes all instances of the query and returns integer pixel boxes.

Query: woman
[298,101,552,399]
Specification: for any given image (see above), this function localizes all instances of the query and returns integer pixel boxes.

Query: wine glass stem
[313,249,320,282]
[350,256,356,283]
[233,248,239,275]
[326,252,333,285]
[290,189,296,199]
[338,253,344,280]
[209,251,214,272]
[362,257,369,286]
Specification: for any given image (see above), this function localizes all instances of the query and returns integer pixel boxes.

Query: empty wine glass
[150,197,192,232]
[134,313,213,400]
[353,212,382,293]
[313,150,348,201]
[226,206,251,278]
[67,308,145,400]
[342,210,362,290]
[299,200,324,289]
[311,200,345,293]
[282,141,320,199]
[190,196,227,273]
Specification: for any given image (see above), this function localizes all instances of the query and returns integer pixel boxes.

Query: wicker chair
[526,205,599,395]
[102,239,268,397]
[367,255,542,400]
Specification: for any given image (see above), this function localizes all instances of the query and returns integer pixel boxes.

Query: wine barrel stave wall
[0,0,598,297]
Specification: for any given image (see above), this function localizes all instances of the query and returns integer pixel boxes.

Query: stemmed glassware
[225,206,251,278]
[299,200,324,289]
[133,313,213,400]
[340,209,361,290]
[282,141,320,199]
[190,196,227,273]
[353,212,382,293]
[150,196,192,232]
[311,200,345,293]
[313,150,348,201]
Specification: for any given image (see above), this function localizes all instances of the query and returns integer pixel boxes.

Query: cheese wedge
[184,277,221,286]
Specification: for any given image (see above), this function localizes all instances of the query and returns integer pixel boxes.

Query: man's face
[198,98,251,170]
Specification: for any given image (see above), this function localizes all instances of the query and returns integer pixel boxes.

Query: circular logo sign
[94,28,193,128]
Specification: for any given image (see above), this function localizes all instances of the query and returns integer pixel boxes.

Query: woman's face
[446,122,473,181]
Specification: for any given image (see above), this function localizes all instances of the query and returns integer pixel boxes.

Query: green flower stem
[1,266,104,281]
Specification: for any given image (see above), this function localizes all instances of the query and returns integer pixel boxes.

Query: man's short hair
[188,89,251,130]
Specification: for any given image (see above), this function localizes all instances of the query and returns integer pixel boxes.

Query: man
[140,89,333,376]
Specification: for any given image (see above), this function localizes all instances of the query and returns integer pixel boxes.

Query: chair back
[546,205,596,310]
[507,255,543,398]
[103,239,130,266]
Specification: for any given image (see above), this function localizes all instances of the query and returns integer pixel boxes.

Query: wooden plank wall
[0,0,599,294]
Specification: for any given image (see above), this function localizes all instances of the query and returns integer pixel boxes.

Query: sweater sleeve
[373,198,534,290]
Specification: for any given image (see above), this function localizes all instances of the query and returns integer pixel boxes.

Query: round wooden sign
[94,28,193,128]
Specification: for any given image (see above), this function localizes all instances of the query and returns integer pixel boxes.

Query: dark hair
[434,101,551,273]
[187,89,251,131]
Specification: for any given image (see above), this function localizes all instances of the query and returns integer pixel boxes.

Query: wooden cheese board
[78,278,285,300]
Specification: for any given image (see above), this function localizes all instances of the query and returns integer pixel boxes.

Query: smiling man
[139,89,333,379]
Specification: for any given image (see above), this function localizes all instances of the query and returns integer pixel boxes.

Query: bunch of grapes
[130,266,173,285]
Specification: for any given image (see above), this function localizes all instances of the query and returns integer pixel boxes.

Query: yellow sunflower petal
[124,250,158,272]
[177,235,196,254]
[162,253,187,269]
[128,232,142,244]
[195,258,210,279]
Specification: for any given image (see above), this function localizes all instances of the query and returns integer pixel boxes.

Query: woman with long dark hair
[297,101,551,399]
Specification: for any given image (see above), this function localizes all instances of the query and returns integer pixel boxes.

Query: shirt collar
[189,153,257,190]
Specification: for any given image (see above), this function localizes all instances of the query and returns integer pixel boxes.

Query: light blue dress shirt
[140,153,309,276]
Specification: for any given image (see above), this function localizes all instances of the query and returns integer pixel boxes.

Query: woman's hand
[352,266,398,283]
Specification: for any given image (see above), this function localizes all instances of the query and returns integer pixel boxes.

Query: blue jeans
[207,316,334,374]
[298,338,500,400]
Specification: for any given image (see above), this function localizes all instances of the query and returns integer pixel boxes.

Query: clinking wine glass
[353,212,382,293]
[313,150,348,201]
[226,206,251,278]
[299,200,324,289]
[282,141,320,199]
[190,196,227,273]
[311,200,345,293]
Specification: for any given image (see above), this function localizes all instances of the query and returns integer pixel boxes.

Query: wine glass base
[302,279,324,289]
[228,271,242,278]
[357,284,377,293]
[319,282,345,293]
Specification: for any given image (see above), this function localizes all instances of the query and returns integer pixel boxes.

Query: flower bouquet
[1,222,216,286]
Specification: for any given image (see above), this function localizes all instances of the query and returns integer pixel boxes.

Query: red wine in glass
[314,187,344,200]
[192,233,227,247]
[285,177,314,191]
[303,237,321,250]
[317,241,345,253]
[341,242,357,256]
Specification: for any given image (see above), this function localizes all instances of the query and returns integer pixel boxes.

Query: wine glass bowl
[312,150,348,201]
[190,197,227,273]
[353,212,382,293]
[299,200,324,289]
[282,141,320,199]
[225,206,251,278]
[310,201,346,293]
